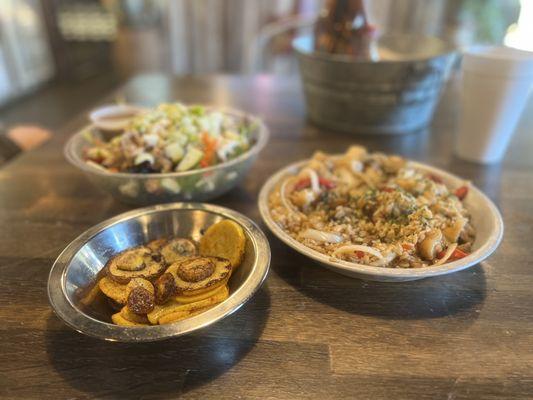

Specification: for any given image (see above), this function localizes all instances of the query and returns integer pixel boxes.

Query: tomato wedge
[450,248,468,260]
[454,186,469,200]
[428,174,443,183]
[294,178,310,191]
[294,177,336,191]
[437,247,469,261]
[401,243,414,251]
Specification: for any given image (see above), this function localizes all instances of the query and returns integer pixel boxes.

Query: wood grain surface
[0,74,532,400]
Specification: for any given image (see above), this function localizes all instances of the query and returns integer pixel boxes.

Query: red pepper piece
[294,177,336,190]
[454,186,469,200]
[294,178,311,191]
[318,177,336,189]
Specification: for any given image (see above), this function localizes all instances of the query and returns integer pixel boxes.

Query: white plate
[258,158,504,282]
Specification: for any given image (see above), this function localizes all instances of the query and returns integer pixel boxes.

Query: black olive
[127,161,156,173]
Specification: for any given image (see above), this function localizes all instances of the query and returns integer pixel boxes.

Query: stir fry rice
[268,146,475,268]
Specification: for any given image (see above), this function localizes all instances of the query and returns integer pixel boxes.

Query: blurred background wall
[0,1,54,104]
[0,0,526,106]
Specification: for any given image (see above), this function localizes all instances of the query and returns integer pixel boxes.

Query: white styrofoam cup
[455,46,533,164]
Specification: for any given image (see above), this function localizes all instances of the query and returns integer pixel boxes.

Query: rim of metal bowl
[258,158,504,280]
[64,106,270,178]
[48,203,271,342]
[292,33,457,64]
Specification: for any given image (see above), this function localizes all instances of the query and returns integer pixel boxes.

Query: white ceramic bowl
[89,104,146,131]
[258,158,504,282]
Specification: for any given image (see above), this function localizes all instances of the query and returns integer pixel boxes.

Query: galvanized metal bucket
[294,34,457,135]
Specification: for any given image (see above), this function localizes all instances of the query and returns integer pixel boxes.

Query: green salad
[84,103,254,173]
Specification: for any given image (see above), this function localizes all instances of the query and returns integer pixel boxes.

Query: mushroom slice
[147,285,229,325]
[199,220,246,269]
[126,278,155,314]
[112,246,149,271]
[99,276,128,305]
[160,238,197,264]
[126,277,154,294]
[146,238,168,252]
[418,229,443,261]
[166,256,231,297]
[106,246,165,284]
[154,272,177,305]
[443,218,467,243]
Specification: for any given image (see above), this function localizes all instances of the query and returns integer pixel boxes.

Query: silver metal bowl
[48,203,271,342]
[65,107,270,205]
[293,33,457,135]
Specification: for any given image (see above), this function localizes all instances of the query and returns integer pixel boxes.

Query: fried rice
[268,146,475,268]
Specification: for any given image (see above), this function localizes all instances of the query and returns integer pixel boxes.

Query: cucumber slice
[164,142,184,162]
[177,147,203,171]
[161,178,181,193]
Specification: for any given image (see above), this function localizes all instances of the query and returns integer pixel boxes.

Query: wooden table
[1,75,532,399]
